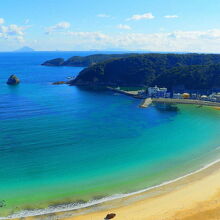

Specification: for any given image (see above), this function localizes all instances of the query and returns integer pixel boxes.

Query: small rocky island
[7,75,20,85]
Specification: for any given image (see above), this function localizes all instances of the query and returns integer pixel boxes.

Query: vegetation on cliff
[71,53,220,90]
[42,58,65,66]
[42,53,137,67]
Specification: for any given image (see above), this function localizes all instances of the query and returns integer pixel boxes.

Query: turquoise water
[0,52,220,217]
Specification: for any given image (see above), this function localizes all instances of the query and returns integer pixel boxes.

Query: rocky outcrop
[42,58,64,66]
[52,81,66,85]
[7,75,20,85]
[104,213,116,219]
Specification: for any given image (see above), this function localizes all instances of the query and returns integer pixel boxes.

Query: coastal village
[146,85,220,102]
[108,85,220,108]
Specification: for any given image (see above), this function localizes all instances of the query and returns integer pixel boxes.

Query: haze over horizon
[1,0,220,53]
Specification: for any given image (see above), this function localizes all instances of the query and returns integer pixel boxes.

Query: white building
[212,93,220,102]
[148,86,167,97]
[200,95,208,101]
[165,92,171,98]
[173,93,182,99]
[191,93,198,99]
[148,86,159,97]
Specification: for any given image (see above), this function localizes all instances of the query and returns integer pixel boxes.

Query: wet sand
[16,160,220,220]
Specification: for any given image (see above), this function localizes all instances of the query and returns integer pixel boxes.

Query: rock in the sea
[104,213,116,219]
[7,75,20,85]
[52,81,66,85]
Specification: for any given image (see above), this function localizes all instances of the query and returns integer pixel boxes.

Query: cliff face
[71,53,220,90]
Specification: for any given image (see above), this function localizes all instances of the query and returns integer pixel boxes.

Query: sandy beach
[14,159,220,220]
[62,161,220,220]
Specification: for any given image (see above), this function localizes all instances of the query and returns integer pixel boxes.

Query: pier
[139,98,152,108]
[107,87,140,96]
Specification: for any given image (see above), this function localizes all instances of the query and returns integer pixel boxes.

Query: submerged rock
[7,75,20,85]
[104,213,116,219]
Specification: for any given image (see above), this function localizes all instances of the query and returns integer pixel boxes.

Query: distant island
[42,53,138,67]
[68,53,220,91]
[15,46,35,52]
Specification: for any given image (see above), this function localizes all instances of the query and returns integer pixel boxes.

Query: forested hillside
[70,53,220,90]
[42,53,137,67]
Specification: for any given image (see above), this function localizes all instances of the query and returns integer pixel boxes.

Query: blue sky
[1,0,220,52]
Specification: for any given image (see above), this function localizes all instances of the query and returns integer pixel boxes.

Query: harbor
[107,86,220,108]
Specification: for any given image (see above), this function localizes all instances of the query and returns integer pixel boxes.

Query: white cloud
[0,25,8,34]
[97,14,111,18]
[15,35,25,43]
[164,15,179,19]
[0,18,4,25]
[7,24,25,36]
[61,28,220,52]
[117,24,131,30]
[167,29,220,40]
[46,22,71,34]
[200,29,220,39]
[127,13,155,21]
[0,19,29,42]
[67,31,108,41]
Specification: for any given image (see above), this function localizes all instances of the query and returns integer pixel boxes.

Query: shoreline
[3,94,220,220]
[64,160,220,220]
[152,98,220,107]
[8,154,220,220]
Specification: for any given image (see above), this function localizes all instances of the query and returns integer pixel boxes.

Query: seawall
[106,87,139,96]
[152,98,220,107]
[139,98,152,108]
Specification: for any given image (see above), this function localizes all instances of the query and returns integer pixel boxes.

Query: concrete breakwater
[139,98,152,108]
[152,98,220,107]
[106,87,139,96]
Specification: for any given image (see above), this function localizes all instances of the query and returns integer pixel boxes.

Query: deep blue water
[0,52,220,217]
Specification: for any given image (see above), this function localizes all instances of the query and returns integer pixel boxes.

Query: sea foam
[2,155,220,219]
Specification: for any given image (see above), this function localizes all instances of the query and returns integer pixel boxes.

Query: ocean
[0,51,220,218]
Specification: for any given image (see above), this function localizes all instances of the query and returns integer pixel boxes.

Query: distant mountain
[15,46,35,52]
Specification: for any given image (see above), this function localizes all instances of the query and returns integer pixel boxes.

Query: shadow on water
[74,85,112,98]
[6,84,21,94]
[154,103,180,113]
[75,85,107,93]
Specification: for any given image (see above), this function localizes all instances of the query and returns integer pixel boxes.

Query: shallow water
[0,52,220,217]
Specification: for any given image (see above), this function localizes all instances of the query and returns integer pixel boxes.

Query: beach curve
[6,154,220,220]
